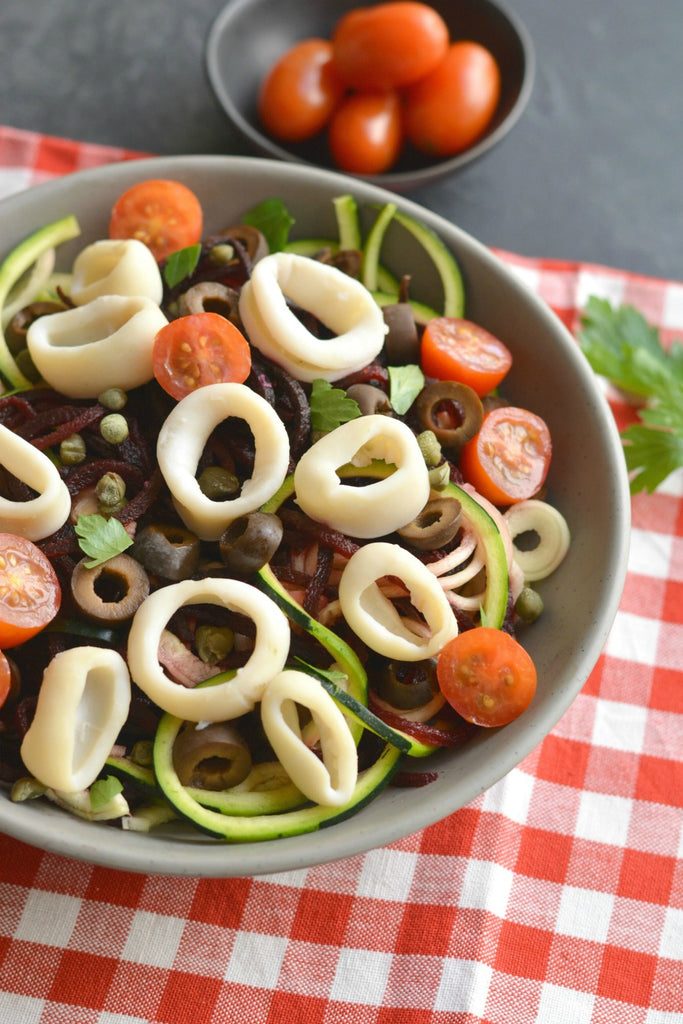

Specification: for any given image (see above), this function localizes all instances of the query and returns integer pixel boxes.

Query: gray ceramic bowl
[0,155,629,877]
[205,0,535,191]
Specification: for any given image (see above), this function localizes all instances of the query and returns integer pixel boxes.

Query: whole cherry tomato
[328,91,403,175]
[332,2,449,90]
[459,406,552,505]
[109,179,203,262]
[258,38,346,143]
[404,41,502,157]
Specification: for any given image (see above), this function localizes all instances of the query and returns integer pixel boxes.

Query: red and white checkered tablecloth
[0,125,680,1024]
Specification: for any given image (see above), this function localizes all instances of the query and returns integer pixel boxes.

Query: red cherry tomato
[0,651,11,711]
[109,179,203,262]
[404,41,501,157]
[328,91,403,175]
[436,627,537,727]
[258,38,346,143]
[332,2,449,90]
[421,318,513,397]
[153,312,252,401]
[459,406,552,505]
[0,534,61,649]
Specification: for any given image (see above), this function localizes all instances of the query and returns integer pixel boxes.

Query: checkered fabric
[0,125,680,1024]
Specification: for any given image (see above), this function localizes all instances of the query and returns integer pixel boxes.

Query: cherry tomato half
[328,91,403,175]
[0,534,61,649]
[404,41,501,157]
[109,179,203,262]
[258,38,346,143]
[332,2,449,91]
[0,651,11,711]
[459,406,552,505]
[153,312,252,401]
[421,317,513,397]
[436,627,537,727]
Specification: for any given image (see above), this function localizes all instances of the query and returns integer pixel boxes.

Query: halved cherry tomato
[152,312,252,401]
[459,406,552,505]
[404,41,501,157]
[332,2,449,91]
[328,91,403,175]
[0,534,61,649]
[436,627,537,727]
[109,179,203,261]
[0,651,11,711]
[258,38,346,143]
[420,318,513,397]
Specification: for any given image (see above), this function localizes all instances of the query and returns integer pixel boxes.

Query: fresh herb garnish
[90,775,123,812]
[75,513,133,568]
[388,364,425,415]
[310,378,362,433]
[243,198,295,253]
[163,243,202,289]
[578,297,683,493]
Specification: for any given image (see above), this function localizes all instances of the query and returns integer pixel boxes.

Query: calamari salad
[0,181,570,841]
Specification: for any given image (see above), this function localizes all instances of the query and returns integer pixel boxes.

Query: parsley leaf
[243,198,295,253]
[388,364,425,415]
[163,243,202,289]
[75,514,133,568]
[309,378,361,433]
[578,297,683,493]
[90,775,123,812]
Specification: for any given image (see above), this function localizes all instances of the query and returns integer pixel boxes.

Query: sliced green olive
[375,658,439,710]
[397,496,462,550]
[71,553,150,623]
[219,512,283,576]
[172,721,252,790]
[345,383,393,415]
[131,523,201,581]
[414,381,484,455]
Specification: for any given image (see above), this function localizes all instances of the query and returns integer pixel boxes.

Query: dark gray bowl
[205,0,535,191]
[0,155,629,876]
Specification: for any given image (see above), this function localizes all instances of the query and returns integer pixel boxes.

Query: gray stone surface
[1,0,681,278]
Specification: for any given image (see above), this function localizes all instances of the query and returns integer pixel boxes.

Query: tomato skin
[109,179,203,262]
[404,41,501,157]
[0,651,11,711]
[332,2,449,90]
[0,534,61,648]
[459,406,552,505]
[421,318,513,397]
[153,312,252,401]
[328,91,404,175]
[436,627,537,727]
[258,39,346,143]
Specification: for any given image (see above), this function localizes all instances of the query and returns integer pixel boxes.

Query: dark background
[1,0,680,279]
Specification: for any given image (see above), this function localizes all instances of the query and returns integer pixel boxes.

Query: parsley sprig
[74,514,133,568]
[578,297,683,493]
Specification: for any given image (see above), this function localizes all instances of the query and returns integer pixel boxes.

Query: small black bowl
[206,0,535,191]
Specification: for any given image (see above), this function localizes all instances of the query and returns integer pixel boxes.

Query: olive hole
[514,529,541,552]
[93,569,129,604]
[434,399,464,429]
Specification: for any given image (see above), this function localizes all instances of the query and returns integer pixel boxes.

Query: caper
[14,348,41,382]
[98,387,128,411]
[428,463,451,491]
[198,465,240,500]
[96,471,126,512]
[59,432,87,465]
[417,429,442,468]
[208,243,235,265]
[515,586,545,624]
[100,413,129,445]
[195,625,235,664]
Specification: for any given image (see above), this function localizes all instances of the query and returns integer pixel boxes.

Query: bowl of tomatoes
[205,0,534,190]
[0,155,629,877]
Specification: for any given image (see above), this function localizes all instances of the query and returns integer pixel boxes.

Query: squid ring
[338,541,459,660]
[503,499,571,582]
[238,251,386,382]
[70,238,164,305]
[260,669,357,807]
[157,382,290,541]
[20,646,131,793]
[293,415,430,538]
[126,577,291,722]
[0,424,71,541]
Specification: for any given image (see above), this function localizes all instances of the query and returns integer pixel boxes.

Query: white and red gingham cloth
[0,125,680,1024]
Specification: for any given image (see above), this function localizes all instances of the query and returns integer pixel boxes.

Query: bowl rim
[204,0,536,190]
[0,154,630,877]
